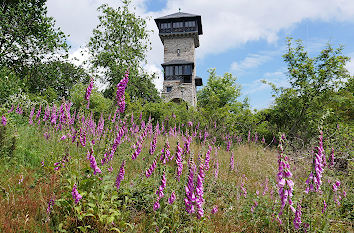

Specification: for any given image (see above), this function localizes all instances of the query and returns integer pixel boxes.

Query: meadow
[0,75,352,232]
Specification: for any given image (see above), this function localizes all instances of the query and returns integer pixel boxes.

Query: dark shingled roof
[161,60,194,66]
[155,12,200,20]
[195,76,203,86]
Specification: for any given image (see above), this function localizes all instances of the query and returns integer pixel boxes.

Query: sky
[46,0,354,110]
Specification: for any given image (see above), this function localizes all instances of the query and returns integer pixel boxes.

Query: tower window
[161,23,171,29]
[177,49,180,56]
[165,66,173,76]
[166,86,172,92]
[173,22,183,28]
[185,21,196,27]
[175,65,183,75]
[183,65,192,75]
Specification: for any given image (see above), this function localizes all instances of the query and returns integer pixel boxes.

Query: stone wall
[162,35,198,107]
[163,37,195,63]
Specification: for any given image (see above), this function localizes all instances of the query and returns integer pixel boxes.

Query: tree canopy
[0,0,69,76]
[87,1,159,102]
[266,38,352,142]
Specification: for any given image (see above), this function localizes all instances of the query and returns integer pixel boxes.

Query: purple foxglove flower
[115,160,126,191]
[329,148,335,168]
[8,105,14,113]
[293,203,302,229]
[185,159,196,214]
[153,201,160,211]
[29,107,35,125]
[85,79,94,109]
[149,134,157,155]
[277,134,295,217]
[1,115,6,126]
[230,152,234,171]
[47,197,55,214]
[204,145,212,171]
[116,70,129,113]
[175,143,184,181]
[87,148,102,175]
[322,200,327,213]
[145,159,157,178]
[211,205,218,214]
[168,191,176,204]
[72,184,82,204]
[196,161,205,219]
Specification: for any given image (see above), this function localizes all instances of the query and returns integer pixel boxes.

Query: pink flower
[211,206,218,214]
[115,161,126,191]
[168,191,176,204]
[72,184,82,204]
[1,115,6,126]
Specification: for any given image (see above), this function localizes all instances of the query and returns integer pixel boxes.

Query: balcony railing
[160,26,197,34]
[164,75,192,83]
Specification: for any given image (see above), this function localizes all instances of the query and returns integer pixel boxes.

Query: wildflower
[115,160,126,191]
[72,184,82,204]
[87,148,102,175]
[185,159,196,214]
[153,201,160,211]
[29,107,35,125]
[116,70,129,113]
[211,205,218,214]
[149,133,157,155]
[293,203,302,230]
[204,145,212,171]
[145,159,157,178]
[168,191,176,204]
[230,151,234,171]
[159,139,170,164]
[251,200,258,213]
[47,197,55,214]
[153,172,166,211]
[35,105,42,120]
[214,158,219,179]
[305,131,325,193]
[1,115,6,126]
[322,200,327,213]
[18,175,23,184]
[175,143,184,181]
[85,79,94,109]
[277,134,295,221]
[196,161,205,219]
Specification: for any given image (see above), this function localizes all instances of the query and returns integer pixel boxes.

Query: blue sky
[47,0,354,110]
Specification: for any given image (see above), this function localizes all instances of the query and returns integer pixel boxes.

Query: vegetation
[0,0,352,232]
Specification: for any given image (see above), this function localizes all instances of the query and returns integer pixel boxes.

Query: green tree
[198,68,242,109]
[25,61,90,100]
[88,1,159,102]
[266,38,351,142]
[0,0,69,76]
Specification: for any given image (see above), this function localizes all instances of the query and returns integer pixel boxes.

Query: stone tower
[155,12,203,107]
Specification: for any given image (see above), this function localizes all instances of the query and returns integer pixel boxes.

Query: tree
[88,1,159,102]
[267,38,351,142]
[198,68,242,109]
[0,0,69,76]
[25,61,90,100]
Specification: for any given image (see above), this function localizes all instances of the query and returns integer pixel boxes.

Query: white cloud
[230,53,272,72]
[46,0,354,92]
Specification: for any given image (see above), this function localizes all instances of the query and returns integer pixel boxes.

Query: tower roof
[155,12,200,20]
[154,11,203,35]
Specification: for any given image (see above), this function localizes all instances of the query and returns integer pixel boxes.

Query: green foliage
[265,38,352,142]
[25,61,90,100]
[88,0,159,102]
[0,0,69,76]
[0,67,24,104]
[70,83,113,118]
[198,68,241,109]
